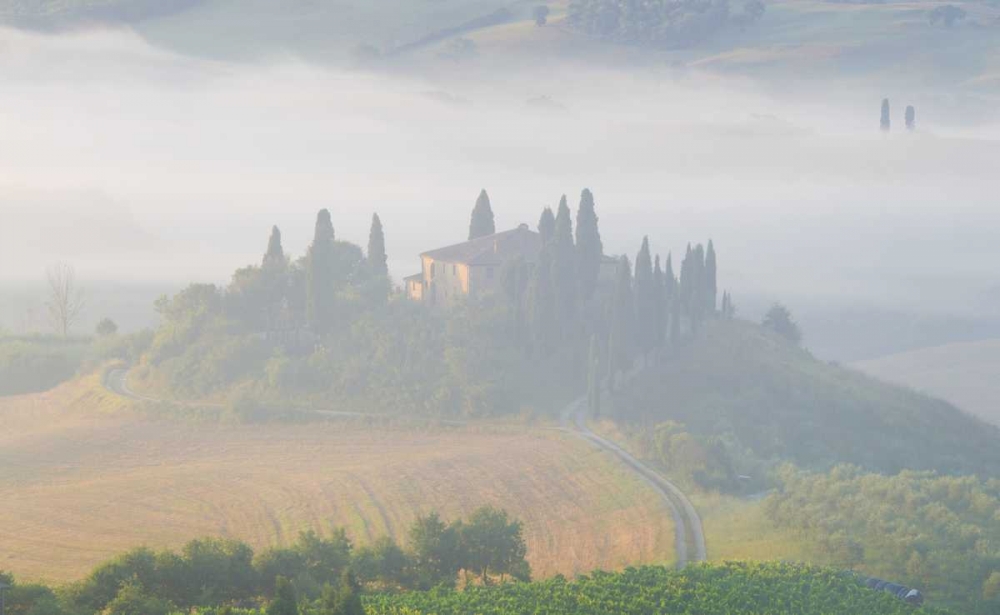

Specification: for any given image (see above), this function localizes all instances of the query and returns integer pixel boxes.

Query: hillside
[0,373,674,583]
[855,339,1000,426]
[4,0,1000,88]
[614,319,1000,478]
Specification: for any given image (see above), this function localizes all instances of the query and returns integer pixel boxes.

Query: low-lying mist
[2,25,999,322]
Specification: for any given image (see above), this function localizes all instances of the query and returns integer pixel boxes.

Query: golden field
[0,375,673,583]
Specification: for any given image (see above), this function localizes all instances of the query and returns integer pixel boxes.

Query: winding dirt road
[560,396,707,567]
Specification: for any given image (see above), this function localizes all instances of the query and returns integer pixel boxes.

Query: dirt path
[559,395,707,567]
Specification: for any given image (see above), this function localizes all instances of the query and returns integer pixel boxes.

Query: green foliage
[574,189,602,300]
[363,562,952,615]
[458,507,529,584]
[366,213,389,279]
[101,580,173,615]
[617,319,1000,479]
[0,336,87,395]
[567,0,765,49]
[266,577,298,615]
[407,513,462,590]
[317,572,365,615]
[762,303,801,344]
[95,318,118,337]
[537,207,555,244]
[766,466,1000,614]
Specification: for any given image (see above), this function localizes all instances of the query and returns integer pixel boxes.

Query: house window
[452,264,457,275]
[429,262,435,279]
[487,267,494,280]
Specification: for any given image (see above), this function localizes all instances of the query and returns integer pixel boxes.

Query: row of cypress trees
[469,188,725,408]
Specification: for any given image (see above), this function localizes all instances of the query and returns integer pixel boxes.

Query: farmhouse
[406,224,618,307]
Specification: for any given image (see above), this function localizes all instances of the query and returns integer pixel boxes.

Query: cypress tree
[880,98,891,132]
[691,243,706,330]
[705,240,718,315]
[679,244,693,324]
[609,256,634,384]
[262,225,285,271]
[469,189,496,239]
[307,209,337,334]
[905,105,916,131]
[552,195,577,322]
[367,213,388,277]
[575,188,603,299]
[529,248,557,356]
[653,255,666,347]
[587,334,601,418]
[538,207,556,244]
[634,237,655,353]
[664,252,677,310]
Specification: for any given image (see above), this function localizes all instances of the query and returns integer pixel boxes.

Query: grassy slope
[622,318,1000,477]
[0,372,673,583]
[855,339,1000,427]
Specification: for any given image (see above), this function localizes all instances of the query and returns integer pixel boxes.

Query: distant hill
[855,339,1000,427]
[616,319,1000,477]
[4,0,1000,89]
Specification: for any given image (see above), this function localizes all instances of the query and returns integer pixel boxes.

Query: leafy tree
[929,4,966,26]
[459,507,529,584]
[762,303,802,344]
[366,213,388,278]
[266,577,298,615]
[469,190,496,240]
[409,513,462,589]
[307,209,337,335]
[353,537,411,589]
[95,318,118,337]
[533,5,550,26]
[317,571,365,615]
[905,105,916,131]
[180,537,257,605]
[537,207,555,244]
[880,98,891,132]
[574,189,603,300]
[101,581,173,615]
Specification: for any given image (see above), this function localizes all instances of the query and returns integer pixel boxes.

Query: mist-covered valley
[2,24,999,360]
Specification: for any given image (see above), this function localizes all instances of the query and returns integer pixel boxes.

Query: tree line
[766,465,1000,615]
[0,507,528,615]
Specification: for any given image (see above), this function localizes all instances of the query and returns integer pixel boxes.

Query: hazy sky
[2,25,999,318]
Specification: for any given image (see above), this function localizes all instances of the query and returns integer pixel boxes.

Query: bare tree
[46,263,86,337]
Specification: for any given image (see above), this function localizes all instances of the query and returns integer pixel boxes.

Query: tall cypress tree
[552,196,577,323]
[679,244,694,325]
[664,252,677,311]
[469,189,496,239]
[634,237,655,353]
[307,209,336,335]
[575,188,603,300]
[653,255,666,348]
[905,105,916,131]
[529,248,557,356]
[609,256,634,385]
[705,240,718,315]
[538,207,556,244]
[367,213,388,277]
[262,226,285,271]
[587,334,601,418]
[691,243,706,330]
[880,98,891,132]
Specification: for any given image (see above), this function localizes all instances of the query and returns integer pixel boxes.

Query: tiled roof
[421,225,541,266]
